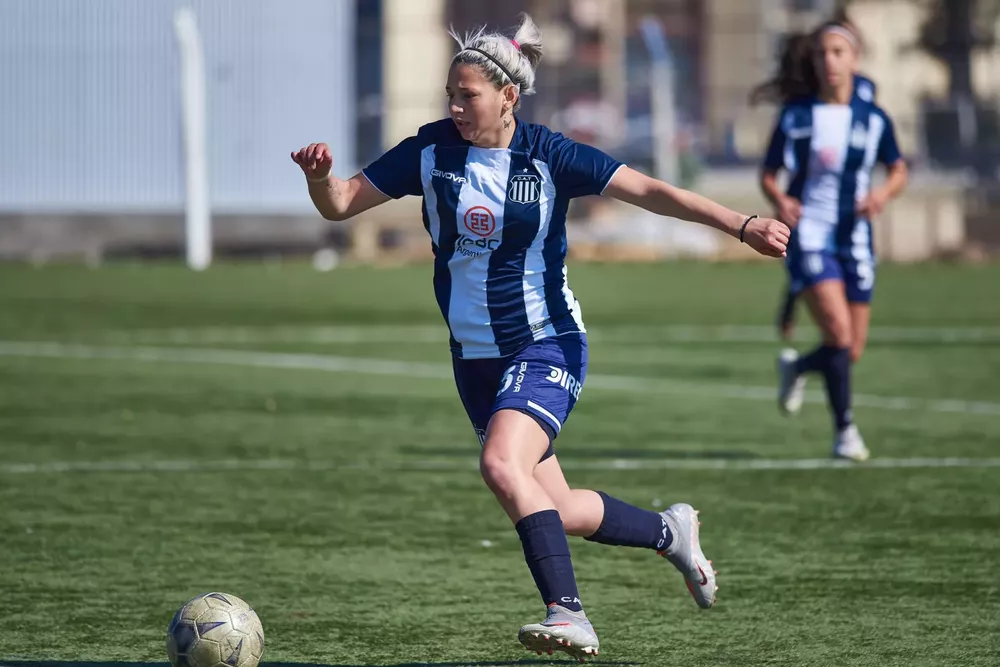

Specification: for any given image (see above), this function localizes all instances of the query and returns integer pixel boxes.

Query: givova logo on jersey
[546,365,582,399]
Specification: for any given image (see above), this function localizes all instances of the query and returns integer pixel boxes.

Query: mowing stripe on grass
[97,324,1000,346]
[3,457,1000,475]
[1,340,998,417]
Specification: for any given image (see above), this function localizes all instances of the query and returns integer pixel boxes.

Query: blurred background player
[752,17,908,460]
[292,13,788,662]
[768,70,878,342]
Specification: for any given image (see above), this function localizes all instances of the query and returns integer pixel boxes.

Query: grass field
[1,261,998,667]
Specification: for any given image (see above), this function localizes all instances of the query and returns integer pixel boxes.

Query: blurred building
[0,0,996,262]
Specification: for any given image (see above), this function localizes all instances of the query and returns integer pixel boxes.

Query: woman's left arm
[858,160,908,218]
[603,166,791,258]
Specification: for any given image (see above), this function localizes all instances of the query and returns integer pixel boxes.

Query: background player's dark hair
[749,11,865,106]
[449,13,543,112]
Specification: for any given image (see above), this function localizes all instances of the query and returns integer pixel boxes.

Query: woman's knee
[480,410,550,498]
[480,440,541,503]
[821,316,853,349]
[479,447,520,497]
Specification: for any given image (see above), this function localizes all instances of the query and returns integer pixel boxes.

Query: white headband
[821,25,859,50]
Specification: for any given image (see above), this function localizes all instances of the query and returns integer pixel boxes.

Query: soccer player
[291,14,788,661]
[762,67,879,342]
[753,19,908,460]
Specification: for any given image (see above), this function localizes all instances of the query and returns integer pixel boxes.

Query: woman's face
[446,63,506,143]
[814,30,859,92]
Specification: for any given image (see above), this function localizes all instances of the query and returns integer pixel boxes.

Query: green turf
[1,261,998,667]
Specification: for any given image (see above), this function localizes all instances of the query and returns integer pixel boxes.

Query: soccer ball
[166,592,264,667]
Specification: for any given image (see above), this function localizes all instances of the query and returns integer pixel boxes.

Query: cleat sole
[518,627,599,662]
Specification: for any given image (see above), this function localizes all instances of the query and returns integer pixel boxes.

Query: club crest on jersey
[508,174,541,204]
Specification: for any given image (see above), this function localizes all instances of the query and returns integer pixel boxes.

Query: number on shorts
[805,253,824,277]
[856,261,874,291]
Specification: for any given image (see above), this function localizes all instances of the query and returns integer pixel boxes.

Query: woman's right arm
[759,109,802,227]
[759,169,784,209]
[762,173,802,229]
[291,143,390,221]
[760,169,801,226]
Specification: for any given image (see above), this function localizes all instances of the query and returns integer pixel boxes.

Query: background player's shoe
[833,424,870,461]
[659,503,717,609]
[518,605,599,662]
[777,348,807,415]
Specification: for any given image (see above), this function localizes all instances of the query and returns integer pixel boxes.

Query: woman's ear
[503,83,519,112]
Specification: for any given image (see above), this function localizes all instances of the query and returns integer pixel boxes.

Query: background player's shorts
[452,333,588,463]
[787,251,876,304]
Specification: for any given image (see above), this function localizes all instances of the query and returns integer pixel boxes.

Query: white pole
[639,17,678,185]
[174,6,211,271]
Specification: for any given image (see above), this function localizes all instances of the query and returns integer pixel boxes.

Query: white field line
[1,340,999,417]
[95,324,1000,346]
[3,456,1000,475]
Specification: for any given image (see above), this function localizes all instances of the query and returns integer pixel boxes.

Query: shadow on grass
[1,659,640,667]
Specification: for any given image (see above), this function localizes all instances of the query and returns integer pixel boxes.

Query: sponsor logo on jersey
[464,206,496,237]
[529,318,552,333]
[818,146,839,169]
[456,206,499,258]
[545,365,582,399]
[456,235,500,258]
[431,168,467,184]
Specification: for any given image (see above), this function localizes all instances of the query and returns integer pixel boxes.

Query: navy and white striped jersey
[363,119,624,359]
[764,82,901,259]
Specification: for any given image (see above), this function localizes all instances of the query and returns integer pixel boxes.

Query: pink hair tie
[511,39,521,51]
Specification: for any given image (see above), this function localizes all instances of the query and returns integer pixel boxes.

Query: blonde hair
[449,13,543,111]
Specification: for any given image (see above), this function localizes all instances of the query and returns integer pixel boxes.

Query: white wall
[0,0,355,214]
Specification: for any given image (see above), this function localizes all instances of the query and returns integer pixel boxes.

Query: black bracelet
[739,215,758,243]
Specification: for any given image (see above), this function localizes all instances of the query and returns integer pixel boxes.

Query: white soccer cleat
[659,503,717,609]
[518,604,599,663]
[777,348,807,415]
[833,424,870,462]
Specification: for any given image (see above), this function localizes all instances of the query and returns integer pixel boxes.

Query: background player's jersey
[363,119,624,359]
[764,76,901,260]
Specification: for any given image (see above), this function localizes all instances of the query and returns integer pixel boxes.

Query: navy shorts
[452,333,588,462]
[787,251,876,304]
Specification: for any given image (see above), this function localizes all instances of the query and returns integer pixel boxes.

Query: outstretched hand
[742,217,790,258]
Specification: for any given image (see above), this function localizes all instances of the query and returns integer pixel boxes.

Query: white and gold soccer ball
[166,592,264,667]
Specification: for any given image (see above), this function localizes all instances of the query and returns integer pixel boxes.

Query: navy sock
[795,344,837,375]
[514,510,583,612]
[823,346,853,430]
[585,492,671,551]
